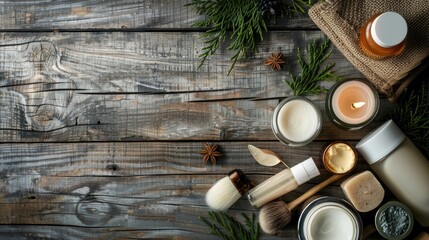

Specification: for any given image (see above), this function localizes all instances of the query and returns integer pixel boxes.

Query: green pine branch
[392,81,429,157]
[186,0,314,75]
[200,211,259,240]
[284,0,314,17]
[285,38,342,96]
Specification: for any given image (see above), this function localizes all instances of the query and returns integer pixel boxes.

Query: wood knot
[34,105,55,123]
[219,128,227,140]
[76,196,114,226]
[27,42,57,63]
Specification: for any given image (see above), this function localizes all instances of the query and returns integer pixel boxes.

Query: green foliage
[284,0,314,17]
[285,38,342,96]
[186,0,313,75]
[187,0,265,75]
[392,81,429,157]
[200,211,259,240]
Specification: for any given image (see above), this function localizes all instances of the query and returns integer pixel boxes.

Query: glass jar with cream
[322,142,357,174]
[326,79,379,130]
[272,96,322,147]
[298,196,362,240]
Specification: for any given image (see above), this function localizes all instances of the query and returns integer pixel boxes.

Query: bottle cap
[228,169,254,195]
[291,157,320,185]
[371,12,407,48]
[356,120,405,165]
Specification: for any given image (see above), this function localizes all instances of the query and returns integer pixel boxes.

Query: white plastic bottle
[247,158,320,208]
[356,120,429,227]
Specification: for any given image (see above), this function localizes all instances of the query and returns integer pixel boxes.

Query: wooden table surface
[0,1,428,239]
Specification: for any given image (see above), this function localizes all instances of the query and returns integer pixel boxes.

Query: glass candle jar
[272,96,322,147]
[326,79,379,130]
[359,12,407,59]
[298,196,363,240]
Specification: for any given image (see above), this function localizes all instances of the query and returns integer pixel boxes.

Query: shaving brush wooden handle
[287,174,345,210]
[259,174,346,235]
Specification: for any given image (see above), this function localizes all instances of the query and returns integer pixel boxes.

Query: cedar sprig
[392,81,429,157]
[188,0,265,75]
[200,211,259,240]
[187,0,314,75]
[284,0,314,17]
[285,38,342,96]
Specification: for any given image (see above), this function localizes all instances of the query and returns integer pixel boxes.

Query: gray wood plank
[0,141,367,177]
[0,31,393,143]
[0,0,316,30]
[0,141,372,239]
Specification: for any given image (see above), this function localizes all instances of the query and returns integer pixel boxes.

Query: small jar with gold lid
[359,12,407,59]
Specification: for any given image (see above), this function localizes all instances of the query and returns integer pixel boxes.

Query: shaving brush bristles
[259,201,291,235]
[205,176,241,211]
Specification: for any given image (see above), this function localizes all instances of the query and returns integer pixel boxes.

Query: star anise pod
[264,52,285,70]
[200,143,222,164]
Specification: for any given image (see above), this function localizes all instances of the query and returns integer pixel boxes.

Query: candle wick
[351,102,366,109]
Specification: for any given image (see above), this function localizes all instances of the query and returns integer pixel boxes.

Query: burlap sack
[309,0,429,101]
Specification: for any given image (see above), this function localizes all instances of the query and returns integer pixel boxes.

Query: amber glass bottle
[359,12,407,59]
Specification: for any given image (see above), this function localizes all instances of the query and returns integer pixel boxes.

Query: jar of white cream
[272,96,322,147]
[297,196,362,240]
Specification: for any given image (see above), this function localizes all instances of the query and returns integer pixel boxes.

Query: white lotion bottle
[247,158,320,208]
[356,120,429,227]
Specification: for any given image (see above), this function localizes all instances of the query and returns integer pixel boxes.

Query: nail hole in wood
[106,164,118,171]
[28,195,37,200]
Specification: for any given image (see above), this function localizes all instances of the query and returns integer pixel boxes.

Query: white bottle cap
[356,120,406,165]
[291,157,320,185]
[371,12,407,48]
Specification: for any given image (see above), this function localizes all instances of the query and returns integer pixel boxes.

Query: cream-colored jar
[272,96,322,147]
[297,196,362,240]
[356,120,429,227]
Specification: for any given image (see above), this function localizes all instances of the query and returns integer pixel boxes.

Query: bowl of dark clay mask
[375,201,414,240]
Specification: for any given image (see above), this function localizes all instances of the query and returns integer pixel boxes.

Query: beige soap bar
[341,171,384,212]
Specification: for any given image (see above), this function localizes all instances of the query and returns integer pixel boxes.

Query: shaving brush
[206,169,253,211]
[259,174,345,234]
[259,201,291,235]
[259,142,358,234]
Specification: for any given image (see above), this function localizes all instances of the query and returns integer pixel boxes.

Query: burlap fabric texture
[309,0,429,101]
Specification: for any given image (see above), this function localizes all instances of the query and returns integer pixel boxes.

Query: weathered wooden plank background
[0,1,427,239]
[0,0,316,30]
